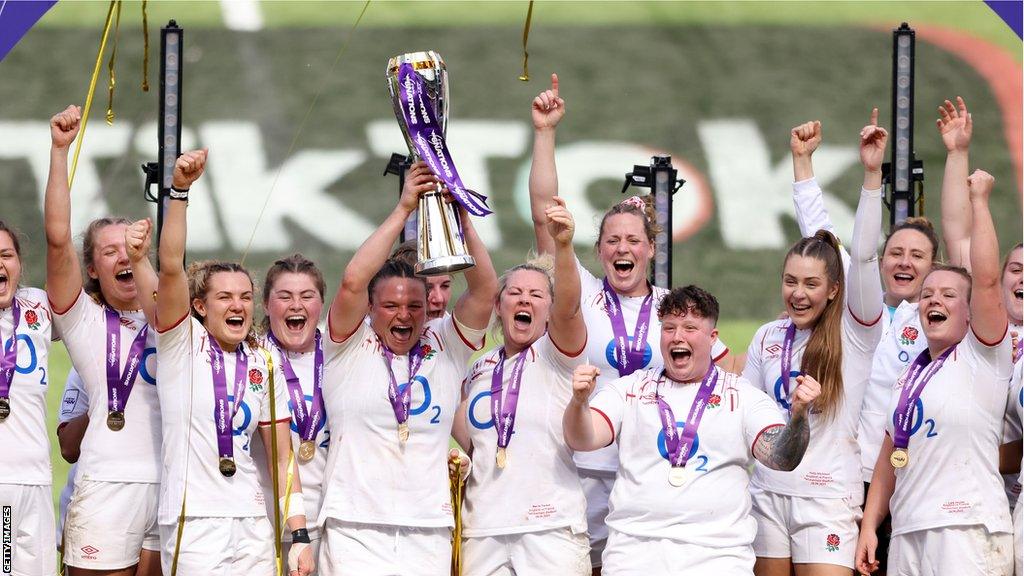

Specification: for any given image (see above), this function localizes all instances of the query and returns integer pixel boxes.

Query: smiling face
[194,271,255,350]
[265,271,323,353]
[660,309,718,383]
[426,275,452,320]
[87,223,139,310]
[0,231,22,309]
[496,269,552,354]
[782,255,839,330]
[369,277,427,355]
[597,213,654,297]
[881,228,934,305]
[1002,246,1023,326]
[918,269,971,353]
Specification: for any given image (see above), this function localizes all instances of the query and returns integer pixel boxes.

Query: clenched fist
[571,364,600,404]
[172,149,208,190]
[125,219,152,263]
[50,105,82,150]
[789,374,821,415]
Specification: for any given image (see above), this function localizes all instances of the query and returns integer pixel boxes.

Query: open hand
[936,96,972,153]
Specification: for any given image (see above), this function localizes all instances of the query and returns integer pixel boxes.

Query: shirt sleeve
[845,187,885,332]
[966,326,1013,381]
[438,313,487,367]
[52,289,100,344]
[741,324,767,389]
[541,333,586,374]
[739,380,788,451]
[590,375,629,441]
[57,368,89,423]
[792,177,852,271]
[711,336,729,362]
[1004,370,1023,443]
[156,314,198,358]
[322,319,372,363]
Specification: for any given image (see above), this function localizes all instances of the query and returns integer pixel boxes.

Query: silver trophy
[386,51,476,276]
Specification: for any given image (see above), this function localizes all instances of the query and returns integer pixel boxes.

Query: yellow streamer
[518,1,534,81]
[241,0,372,265]
[68,0,118,190]
[449,455,465,576]
[106,0,122,124]
[141,0,150,92]
[260,347,285,576]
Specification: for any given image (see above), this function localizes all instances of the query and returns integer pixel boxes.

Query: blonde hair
[489,252,554,336]
[596,195,661,247]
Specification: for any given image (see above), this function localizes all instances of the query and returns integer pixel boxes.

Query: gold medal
[298,440,316,463]
[219,457,237,477]
[890,448,909,469]
[106,410,125,431]
[398,422,410,443]
[0,397,9,422]
[668,467,688,487]
[496,447,508,469]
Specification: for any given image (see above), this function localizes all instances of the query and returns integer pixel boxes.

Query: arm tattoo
[753,411,811,471]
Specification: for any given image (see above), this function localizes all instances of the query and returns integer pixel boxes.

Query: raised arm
[563,364,613,451]
[125,219,158,325]
[752,374,819,471]
[790,120,837,239]
[44,105,85,312]
[847,110,885,324]
[545,196,585,354]
[937,97,973,269]
[155,150,207,330]
[528,73,565,256]
[966,170,1006,342]
[451,204,498,332]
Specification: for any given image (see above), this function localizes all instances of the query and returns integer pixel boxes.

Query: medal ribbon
[779,323,799,399]
[0,299,20,399]
[270,330,325,444]
[104,307,149,416]
[656,364,719,468]
[602,278,653,377]
[209,337,249,461]
[490,347,529,450]
[396,62,492,217]
[382,342,425,427]
[891,345,956,450]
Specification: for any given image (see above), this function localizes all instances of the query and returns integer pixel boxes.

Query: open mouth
[284,315,307,332]
[391,325,413,341]
[892,273,914,286]
[114,268,134,284]
[1015,289,1023,301]
[925,309,947,327]
[225,315,245,329]
[613,260,635,273]
[790,302,812,313]
[669,347,692,362]
[513,311,532,330]
[0,272,8,292]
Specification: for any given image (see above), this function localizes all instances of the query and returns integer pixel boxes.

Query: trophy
[386,51,479,277]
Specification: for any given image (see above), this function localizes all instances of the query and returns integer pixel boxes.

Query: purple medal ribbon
[657,364,719,468]
[891,345,956,450]
[270,330,325,444]
[0,299,20,399]
[396,62,491,218]
[490,347,529,450]
[602,278,653,377]
[780,323,799,399]
[382,343,425,427]
[104,308,150,416]
[209,337,249,461]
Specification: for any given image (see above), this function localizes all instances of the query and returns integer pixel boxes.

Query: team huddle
[0,75,1021,576]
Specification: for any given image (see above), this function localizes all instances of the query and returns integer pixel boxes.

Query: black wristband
[291,528,311,544]
[169,186,189,201]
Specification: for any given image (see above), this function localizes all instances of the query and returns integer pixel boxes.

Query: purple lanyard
[0,299,20,398]
[104,307,150,415]
[891,345,956,450]
[209,337,249,460]
[779,323,799,399]
[396,62,491,218]
[490,347,529,450]
[656,364,719,468]
[602,278,653,377]
[382,343,425,426]
[270,330,325,443]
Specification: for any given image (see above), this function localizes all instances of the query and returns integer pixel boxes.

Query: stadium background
[0,0,1020,506]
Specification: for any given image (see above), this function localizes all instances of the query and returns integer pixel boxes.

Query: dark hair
[658,285,719,325]
[784,229,844,421]
[186,260,255,323]
[596,195,661,247]
[0,221,23,259]
[391,240,418,268]
[882,217,939,261]
[261,253,325,332]
[367,258,426,303]
[926,263,973,300]
[80,217,132,305]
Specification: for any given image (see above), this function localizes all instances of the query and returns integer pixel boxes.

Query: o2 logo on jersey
[892,398,938,439]
[139,347,157,385]
[604,337,653,372]
[289,393,329,443]
[773,371,801,410]
[228,394,253,452]
[656,425,709,473]
[6,334,46,386]
[397,376,442,425]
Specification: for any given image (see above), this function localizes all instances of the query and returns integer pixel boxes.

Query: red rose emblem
[420,344,433,356]
[708,394,721,407]
[826,533,840,551]
[901,326,918,341]
[24,310,38,326]
[248,368,263,385]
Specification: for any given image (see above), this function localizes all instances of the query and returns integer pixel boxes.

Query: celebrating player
[392,241,453,320]
[317,161,497,576]
[565,285,817,573]
[453,197,589,575]
[151,150,315,575]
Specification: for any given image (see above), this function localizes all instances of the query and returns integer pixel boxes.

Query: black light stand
[383,153,416,243]
[882,22,925,230]
[621,155,685,289]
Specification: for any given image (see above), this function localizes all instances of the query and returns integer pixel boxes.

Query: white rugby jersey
[885,330,1013,536]
[1001,324,1022,511]
[252,336,330,539]
[461,334,586,537]
[57,368,87,534]
[591,366,784,547]
[0,287,53,485]
[156,316,289,524]
[575,259,728,472]
[743,311,880,502]
[319,314,484,528]
[54,291,160,483]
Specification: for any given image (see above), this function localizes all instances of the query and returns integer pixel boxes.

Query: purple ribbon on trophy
[397,62,491,218]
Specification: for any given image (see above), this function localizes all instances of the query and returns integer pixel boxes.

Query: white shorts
[319,520,450,576]
[159,516,275,576]
[602,528,754,575]
[282,538,320,576]
[889,525,1012,576]
[749,489,860,568]
[0,484,56,576]
[461,527,590,576]
[63,480,159,570]
[580,468,615,568]
[1014,502,1022,576]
